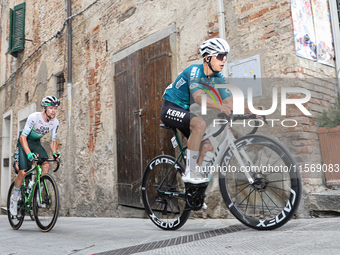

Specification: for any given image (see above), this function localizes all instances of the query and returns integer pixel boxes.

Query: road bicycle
[142,113,301,230]
[7,157,61,232]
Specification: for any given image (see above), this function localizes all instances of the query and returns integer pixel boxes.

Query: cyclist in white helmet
[161,38,254,184]
[10,96,61,216]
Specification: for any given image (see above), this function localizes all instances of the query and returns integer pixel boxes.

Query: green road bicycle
[142,113,302,230]
[7,158,61,232]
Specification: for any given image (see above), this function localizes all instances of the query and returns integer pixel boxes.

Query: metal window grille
[57,73,65,98]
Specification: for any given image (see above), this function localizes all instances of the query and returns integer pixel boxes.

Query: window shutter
[9,2,26,57]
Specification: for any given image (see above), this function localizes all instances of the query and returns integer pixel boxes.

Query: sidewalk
[1,215,340,254]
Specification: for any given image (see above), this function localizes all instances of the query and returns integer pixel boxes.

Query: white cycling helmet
[199,38,230,57]
[41,95,60,107]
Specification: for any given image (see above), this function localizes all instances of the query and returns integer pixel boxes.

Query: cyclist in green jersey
[10,96,61,216]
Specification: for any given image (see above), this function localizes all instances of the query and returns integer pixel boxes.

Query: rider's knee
[41,162,50,171]
[17,170,27,180]
[202,142,214,152]
[191,117,206,132]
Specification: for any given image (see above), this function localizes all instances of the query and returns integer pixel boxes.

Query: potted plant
[315,102,340,187]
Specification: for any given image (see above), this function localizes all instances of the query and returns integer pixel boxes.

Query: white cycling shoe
[10,195,18,216]
[182,172,209,184]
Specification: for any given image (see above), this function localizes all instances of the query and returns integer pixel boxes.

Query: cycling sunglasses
[214,53,227,61]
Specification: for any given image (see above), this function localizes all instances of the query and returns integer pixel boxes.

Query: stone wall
[0,0,337,218]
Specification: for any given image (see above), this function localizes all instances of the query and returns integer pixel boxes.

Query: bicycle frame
[22,158,59,211]
[201,122,255,184]
[157,116,261,201]
[23,164,44,210]
[157,130,187,199]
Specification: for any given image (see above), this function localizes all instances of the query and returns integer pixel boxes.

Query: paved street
[1,215,340,255]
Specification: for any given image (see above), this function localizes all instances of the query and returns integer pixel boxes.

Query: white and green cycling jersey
[22,112,59,141]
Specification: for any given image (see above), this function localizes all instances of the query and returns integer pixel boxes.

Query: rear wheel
[142,155,191,230]
[219,135,301,230]
[7,182,25,230]
[33,174,59,232]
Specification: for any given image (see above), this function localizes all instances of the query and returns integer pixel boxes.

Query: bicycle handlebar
[25,157,62,173]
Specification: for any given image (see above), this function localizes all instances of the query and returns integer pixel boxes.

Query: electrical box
[228,55,262,98]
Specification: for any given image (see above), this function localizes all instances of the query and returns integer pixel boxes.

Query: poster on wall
[291,0,317,61]
[311,0,335,66]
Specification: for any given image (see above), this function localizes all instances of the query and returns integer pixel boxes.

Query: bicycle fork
[218,126,255,185]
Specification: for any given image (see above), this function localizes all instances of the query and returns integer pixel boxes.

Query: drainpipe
[217,0,229,80]
[329,0,340,98]
[67,0,72,132]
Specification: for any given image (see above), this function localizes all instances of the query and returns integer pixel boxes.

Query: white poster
[291,0,317,61]
[311,0,335,66]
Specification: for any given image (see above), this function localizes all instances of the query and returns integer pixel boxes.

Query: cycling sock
[13,187,21,201]
[185,150,199,175]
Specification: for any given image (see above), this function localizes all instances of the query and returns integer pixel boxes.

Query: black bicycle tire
[33,174,60,232]
[28,210,35,221]
[142,155,191,230]
[7,182,25,230]
[219,134,302,230]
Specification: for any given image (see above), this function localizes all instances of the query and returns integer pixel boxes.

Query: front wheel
[33,174,59,232]
[7,182,25,230]
[142,155,191,230]
[219,134,301,230]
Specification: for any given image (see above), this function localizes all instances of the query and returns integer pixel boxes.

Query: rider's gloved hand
[53,152,61,159]
[27,152,36,161]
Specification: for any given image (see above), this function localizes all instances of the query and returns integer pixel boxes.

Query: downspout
[67,0,72,132]
[329,0,340,98]
[217,0,229,79]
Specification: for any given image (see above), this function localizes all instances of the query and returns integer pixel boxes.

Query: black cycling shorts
[160,100,197,138]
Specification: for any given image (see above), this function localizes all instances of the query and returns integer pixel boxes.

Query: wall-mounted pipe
[67,0,72,132]
[329,0,340,98]
[217,0,229,79]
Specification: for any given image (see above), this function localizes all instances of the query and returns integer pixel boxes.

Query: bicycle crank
[185,183,207,211]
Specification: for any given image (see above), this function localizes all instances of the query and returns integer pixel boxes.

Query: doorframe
[0,110,13,207]
[111,23,178,192]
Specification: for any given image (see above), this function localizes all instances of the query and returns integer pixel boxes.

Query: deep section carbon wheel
[219,134,301,230]
[142,155,191,230]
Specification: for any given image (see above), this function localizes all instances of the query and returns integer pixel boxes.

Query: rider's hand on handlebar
[246,106,265,119]
[53,152,61,162]
[27,152,37,161]
[220,105,232,116]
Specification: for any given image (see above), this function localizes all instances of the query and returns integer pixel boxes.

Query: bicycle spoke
[238,186,256,205]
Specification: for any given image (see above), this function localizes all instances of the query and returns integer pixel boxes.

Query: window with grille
[9,2,26,57]
[57,73,65,98]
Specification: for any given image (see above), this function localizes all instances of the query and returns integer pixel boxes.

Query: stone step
[1,207,8,215]
[308,190,340,217]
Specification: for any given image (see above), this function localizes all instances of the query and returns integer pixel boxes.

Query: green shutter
[9,2,25,57]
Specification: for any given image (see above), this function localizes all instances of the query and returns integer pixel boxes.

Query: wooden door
[115,37,174,207]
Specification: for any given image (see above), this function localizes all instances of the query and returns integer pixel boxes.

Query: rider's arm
[20,113,37,155]
[50,140,57,155]
[20,135,32,155]
[192,90,224,111]
[50,120,59,157]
